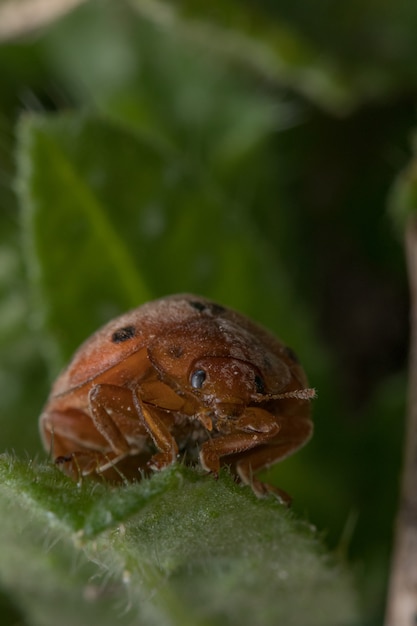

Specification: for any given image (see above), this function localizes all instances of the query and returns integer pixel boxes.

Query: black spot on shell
[209,303,226,315]
[284,346,300,364]
[111,325,136,343]
[189,299,226,316]
[189,300,206,312]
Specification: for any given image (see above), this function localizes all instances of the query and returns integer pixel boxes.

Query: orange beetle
[40,294,314,502]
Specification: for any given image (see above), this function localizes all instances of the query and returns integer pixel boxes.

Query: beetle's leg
[235,415,313,503]
[55,448,128,481]
[88,385,133,454]
[41,407,109,456]
[128,390,178,470]
[132,389,178,470]
[41,407,131,478]
[87,383,152,450]
[199,407,280,476]
[50,384,150,476]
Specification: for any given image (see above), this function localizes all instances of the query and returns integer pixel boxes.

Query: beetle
[40,294,314,502]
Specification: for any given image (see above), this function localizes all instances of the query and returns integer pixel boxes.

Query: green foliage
[17,112,320,367]
[0,455,359,626]
[0,0,415,624]
[131,0,417,112]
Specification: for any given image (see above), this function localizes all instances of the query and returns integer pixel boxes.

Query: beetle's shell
[51,297,201,394]
[51,294,306,399]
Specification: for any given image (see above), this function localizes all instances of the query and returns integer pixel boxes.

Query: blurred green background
[1,0,416,623]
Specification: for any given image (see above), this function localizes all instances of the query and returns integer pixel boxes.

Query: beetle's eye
[190,369,206,389]
[254,375,265,394]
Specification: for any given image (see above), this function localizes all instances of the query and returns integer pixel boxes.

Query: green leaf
[16,112,319,371]
[41,2,284,171]
[17,114,152,366]
[0,454,359,626]
[129,0,408,114]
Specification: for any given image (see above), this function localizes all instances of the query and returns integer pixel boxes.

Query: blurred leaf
[41,1,286,173]
[18,114,151,366]
[0,234,48,456]
[130,0,417,113]
[16,112,322,374]
[0,455,360,626]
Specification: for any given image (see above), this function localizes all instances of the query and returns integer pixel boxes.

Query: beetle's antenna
[254,388,316,402]
[274,388,316,400]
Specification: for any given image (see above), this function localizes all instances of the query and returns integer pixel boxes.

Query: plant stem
[385,217,417,626]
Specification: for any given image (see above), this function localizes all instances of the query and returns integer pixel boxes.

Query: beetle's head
[188,356,316,413]
[147,316,314,414]
[188,357,267,409]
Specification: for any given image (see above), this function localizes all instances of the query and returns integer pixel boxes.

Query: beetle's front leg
[132,389,178,470]
[236,415,313,503]
[199,407,280,476]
